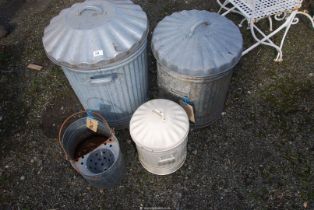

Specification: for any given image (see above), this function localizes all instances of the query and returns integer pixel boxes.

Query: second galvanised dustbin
[152,10,243,128]
[43,0,149,129]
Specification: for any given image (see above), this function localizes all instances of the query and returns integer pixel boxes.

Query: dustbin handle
[78,5,104,16]
[158,155,176,166]
[89,73,116,85]
[58,110,114,161]
[189,20,210,37]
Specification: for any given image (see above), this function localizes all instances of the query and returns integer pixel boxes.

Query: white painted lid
[130,99,189,152]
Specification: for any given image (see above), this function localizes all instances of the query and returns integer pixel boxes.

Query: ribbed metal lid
[152,10,243,77]
[43,0,148,70]
[130,99,189,152]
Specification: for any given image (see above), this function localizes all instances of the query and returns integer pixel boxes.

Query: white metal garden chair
[217,0,314,61]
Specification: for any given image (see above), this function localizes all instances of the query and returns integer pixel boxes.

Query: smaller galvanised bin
[152,10,243,128]
[130,99,189,175]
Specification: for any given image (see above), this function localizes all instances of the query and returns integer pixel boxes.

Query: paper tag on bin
[179,98,195,123]
[86,117,98,133]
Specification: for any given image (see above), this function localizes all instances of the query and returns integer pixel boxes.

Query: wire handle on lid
[78,5,104,16]
[189,20,210,37]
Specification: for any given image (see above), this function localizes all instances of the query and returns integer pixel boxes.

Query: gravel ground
[0,0,313,209]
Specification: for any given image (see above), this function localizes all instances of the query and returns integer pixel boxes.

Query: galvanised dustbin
[130,99,189,175]
[43,0,149,129]
[152,10,243,128]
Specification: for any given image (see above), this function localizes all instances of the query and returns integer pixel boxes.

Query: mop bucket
[58,111,125,189]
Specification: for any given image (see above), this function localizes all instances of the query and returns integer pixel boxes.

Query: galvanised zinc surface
[43,0,148,70]
[62,43,148,128]
[152,10,243,128]
[137,139,188,175]
[62,117,125,188]
[43,0,149,128]
[151,10,243,77]
[158,64,233,128]
[130,99,189,175]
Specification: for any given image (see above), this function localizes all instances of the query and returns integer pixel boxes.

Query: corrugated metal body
[43,0,149,128]
[158,63,233,128]
[137,140,187,175]
[63,43,148,128]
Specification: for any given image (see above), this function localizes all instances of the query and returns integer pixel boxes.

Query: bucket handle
[58,110,114,161]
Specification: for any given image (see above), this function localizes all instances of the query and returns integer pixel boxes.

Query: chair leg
[239,18,247,28]
[217,0,244,17]
[243,22,282,59]
[242,17,294,60]
[222,6,237,16]
[217,0,229,14]
[274,12,298,61]
[274,11,314,61]
[295,11,314,28]
[268,16,273,31]
[251,25,279,49]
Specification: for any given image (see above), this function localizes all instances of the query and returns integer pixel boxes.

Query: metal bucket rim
[58,111,114,161]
